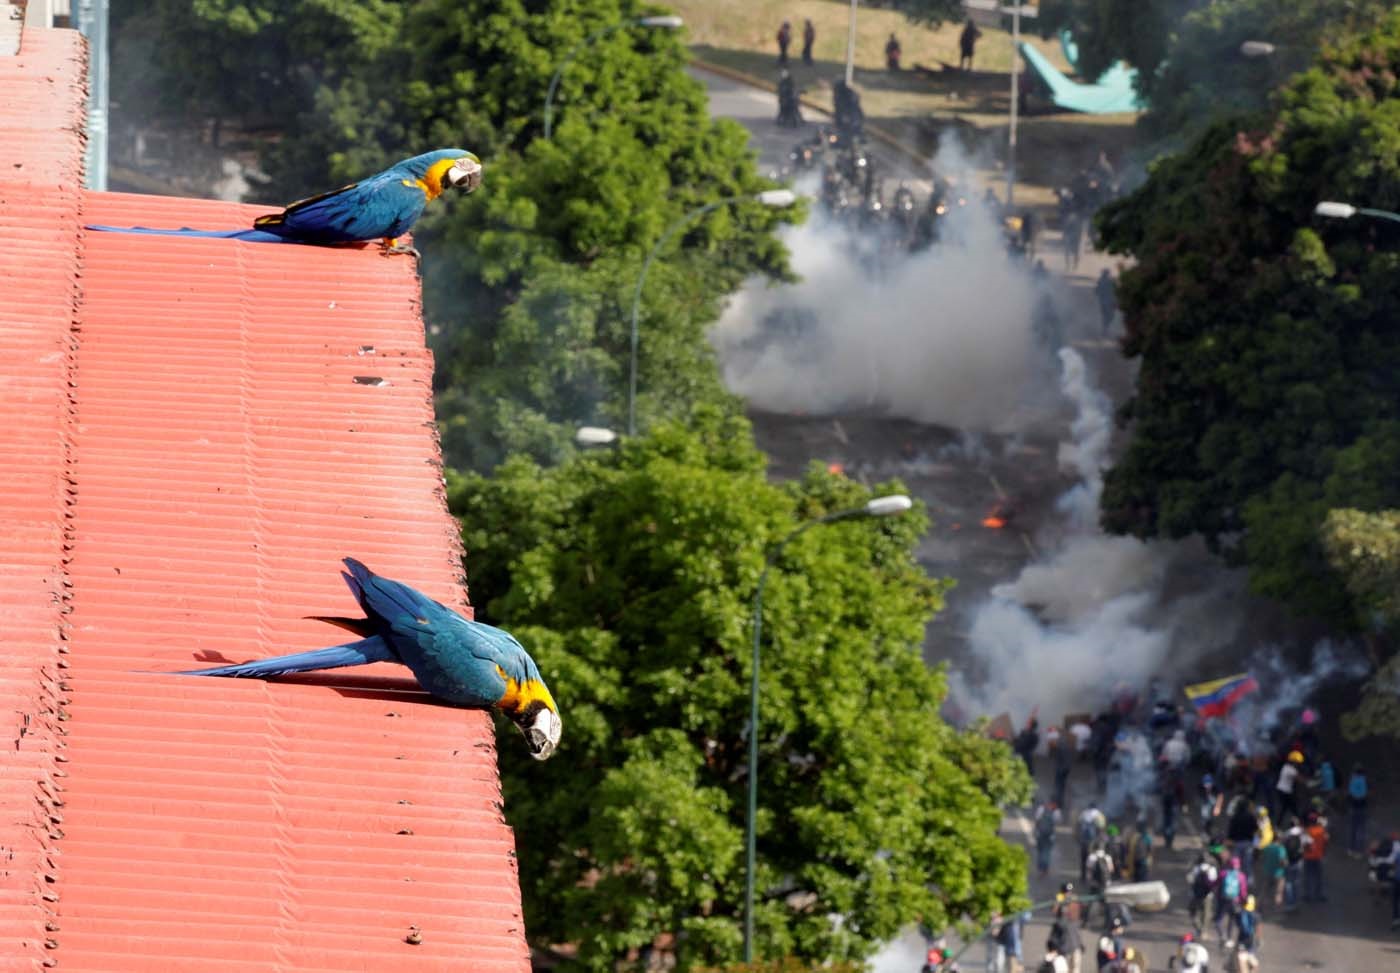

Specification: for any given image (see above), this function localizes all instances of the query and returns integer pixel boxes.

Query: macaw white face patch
[446,157,483,193]
[523,706,562,761]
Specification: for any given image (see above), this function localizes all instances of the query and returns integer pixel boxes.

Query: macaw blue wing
[253,172,429,244]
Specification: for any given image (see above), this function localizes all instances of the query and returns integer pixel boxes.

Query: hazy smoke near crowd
[710,142,1052,433]
[950,348,1251,723]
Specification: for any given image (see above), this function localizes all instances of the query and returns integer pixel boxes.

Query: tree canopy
[449,410,1031,971]
[1097,11,1400,649]
[110,0,800,471]
[1035,0,1389,142]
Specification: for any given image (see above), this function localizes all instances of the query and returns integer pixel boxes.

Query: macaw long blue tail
[85,225,294,244]
[180,635,394,678]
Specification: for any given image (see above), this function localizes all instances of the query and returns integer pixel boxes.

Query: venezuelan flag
[1183,673,1259,718]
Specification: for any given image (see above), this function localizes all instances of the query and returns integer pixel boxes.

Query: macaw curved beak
[445,155,482,193]
[512,700,561,761]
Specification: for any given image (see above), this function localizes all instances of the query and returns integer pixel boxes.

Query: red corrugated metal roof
[0,25,88,969]
[2,24,530,973]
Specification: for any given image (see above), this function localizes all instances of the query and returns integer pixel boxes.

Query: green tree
[110,0,402,140]
[448,411,1030,971]
[1035,0,1201,93]
[111,0,800,471]
[890,0,966,30]
[1142,0,1389,141]
[1097,11,1400,629]
[1322,508,1400,741]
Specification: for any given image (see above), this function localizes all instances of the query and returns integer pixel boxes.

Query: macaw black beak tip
[517,704,561,761]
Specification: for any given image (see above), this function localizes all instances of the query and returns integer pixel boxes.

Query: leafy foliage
[448,411,1031,971]
[1096,11,1400,634]
[890,0,967,30]
[1036,0,1387,142]
[111,0,800,471]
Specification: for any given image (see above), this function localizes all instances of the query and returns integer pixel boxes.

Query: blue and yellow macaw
[89,149,482,252]
[181,558,561,760]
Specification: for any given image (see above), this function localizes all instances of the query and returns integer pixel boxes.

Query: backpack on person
[1080,815,1101,845]
[1090,853,1111,889]
[1190,862,1216,898]
[1349,773,1368,801]
[1283,831,1303,864]
[1036,810,1056,841]
[1221,868,1242,902]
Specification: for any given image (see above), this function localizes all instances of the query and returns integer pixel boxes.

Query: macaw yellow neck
[414,158,458,202]
[496,666,559,716]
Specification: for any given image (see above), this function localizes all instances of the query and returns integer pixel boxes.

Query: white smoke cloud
[710,142,1053,434]
[950,348,1249,723]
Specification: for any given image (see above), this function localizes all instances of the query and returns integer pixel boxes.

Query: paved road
[997,761,1399,972]
[695,61,1400,973]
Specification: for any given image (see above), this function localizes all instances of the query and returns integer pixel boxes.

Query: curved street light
[1239,40,1278,58]
[574,425,619,447]
[1315,200,1400,224]
[743,494,914,962]
[628,188,797,436]
[543,15,684,140]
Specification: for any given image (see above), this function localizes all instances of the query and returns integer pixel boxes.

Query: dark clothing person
[1095,269,1116,334]
[776,72,802,128]
[959,19,982,70]
[885,34,902,72]
[802,19,815,65]
[1014,720,1040,776]
[777,21,792,65]
[1347,767,1368,853]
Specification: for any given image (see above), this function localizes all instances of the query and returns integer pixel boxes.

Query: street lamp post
[627,189,796,436]
[543,15,683,140]
[1315,200,1400,224]
[844,0,859,87]
[742,494,913,963]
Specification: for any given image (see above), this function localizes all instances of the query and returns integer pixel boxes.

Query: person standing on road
[885,33,902,72]
[1054,728,1075,812]
[1079,802,1106,881]
[1301,810,1329,903]
[1226,799,1258,876]
[801,19,815,65]
[1388,835,1400,929]
[776,21,792,66]
[1276,751,1304,824]
[959,18,983,71]
[1214,857,1247,945]
[1035,800,1061,876]
[1082,844,1114,931]
[1186,853,1218,936]
[1048,894,1084,973]
[1279,816,1304,910]
[1347,763,1369,855]
[1258,829,1287,909]
[1095,268,1116,335]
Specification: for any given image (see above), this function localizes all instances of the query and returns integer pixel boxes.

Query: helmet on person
[1181,933,1195,944]
[1288,750,1305,763]
[1060,881,1075,895]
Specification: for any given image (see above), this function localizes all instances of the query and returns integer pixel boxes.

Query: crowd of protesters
[958,690,1400,973]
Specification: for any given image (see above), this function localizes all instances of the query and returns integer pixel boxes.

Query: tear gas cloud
[710,139,1053,434]
[950,347,1251,723]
